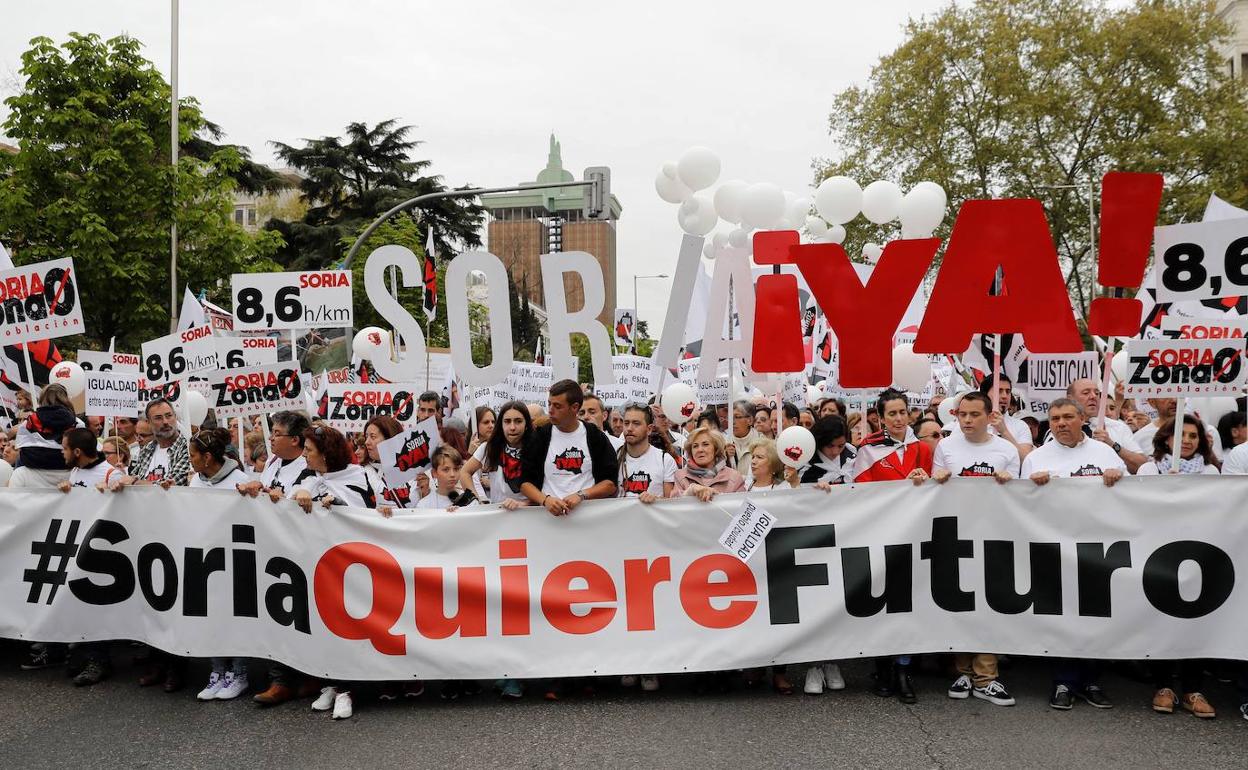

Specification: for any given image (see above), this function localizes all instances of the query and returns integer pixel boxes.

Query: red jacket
[852,429,934,482]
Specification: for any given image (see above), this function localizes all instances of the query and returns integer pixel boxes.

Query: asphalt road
[2,648,1247,769]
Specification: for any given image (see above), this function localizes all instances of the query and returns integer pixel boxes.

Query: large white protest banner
[324,383,418,432]
[1122,338,1248,398]
[231,271,353,331]
[1026,351,1100,412]
[0,257,84,344]
[83,372,139,418]
[208,361,307,418]
[140,326,219,385]
[2,478,1246,681]
[77,351,141,375]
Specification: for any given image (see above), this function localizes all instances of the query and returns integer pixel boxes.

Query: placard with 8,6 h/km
[1122,338,1248,398]
[208,362,307,418]
[231,271,354,331]
[140,326,220,385]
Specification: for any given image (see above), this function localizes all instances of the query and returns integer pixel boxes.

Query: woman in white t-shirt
[185,428,253,703]
[460,400,532,510]
[1136,415,1221,476]
[744,438,797,492]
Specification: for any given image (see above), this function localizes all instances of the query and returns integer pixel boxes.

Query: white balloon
[712,231,730,250]
[805,216,828,237]
[677,146,721,192]
[938,394,959,426]
[1190,396,1237,428]
[862,242,883,263]
[861,180,903,224]
[678,193,719,236]
[806,384,823,405]
[185,390,209,427]
[814,176,863,225]
[891,343,931,394]
[825,224,846,244]
[661,161,679,179]
[352,326,390,360]
[900,185,947,236]
[777,425,816,468]
[50,361,85,398]
[655,168,692,204]
[787,196,812,229]
[661,382,699,426]
[741,182,786,230]
[1111,350,1130,383]
[912,181,948,211]
[703,241,716,259]
[728,227,751,249]
[713,180,749,225]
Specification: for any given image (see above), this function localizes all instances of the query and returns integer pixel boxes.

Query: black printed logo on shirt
[554,447,586,474]
[1070,464,1104,477]
[622,470,652,495]
[501,445,523,492]
[957,462,996,478]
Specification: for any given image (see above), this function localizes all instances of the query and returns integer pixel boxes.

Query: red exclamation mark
[1086,171,1165,337]
[751,229,806,373]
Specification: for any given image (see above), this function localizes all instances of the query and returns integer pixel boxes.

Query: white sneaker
[822,663,845,691]
[804,666,825,695]
[215,671,248,700]
[640,675,660,692]
[197,671,224,701]
[620,675,638,688]
[311,686,337,711]
[332,691,353,719]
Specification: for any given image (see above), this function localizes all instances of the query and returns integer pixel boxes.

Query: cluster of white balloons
[813,177,949,263]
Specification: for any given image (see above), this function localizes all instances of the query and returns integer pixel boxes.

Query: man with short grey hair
[1065,378,1145,473]
[237,411,314,501]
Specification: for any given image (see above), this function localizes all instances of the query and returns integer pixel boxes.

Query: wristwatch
[1112,442,1122,454]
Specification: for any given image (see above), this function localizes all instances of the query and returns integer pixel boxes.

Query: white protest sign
[231,270,353,331]
[216,335,279,369]
[377,416,441,489]
[140,326,219,385]
[1153,218,1248,302]
[1159,316,1248,342]
[613,308,636,349]
[208,362,307,418]
[679,357,743,405]
[77,350,141,374]
[594,359,629,409]
[718,497,778,563]
[0,257,84,343]
[324,383,418,432]
[1026,351,1100,412]
[781,372,808,408]
[84,372,140,418]
[470,382,513,412]
[1122,339,1248,398]
[408,351,455,394]
[509,362,553,406]
[137,379,184,410]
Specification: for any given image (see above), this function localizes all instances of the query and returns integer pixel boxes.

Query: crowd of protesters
[5,372,1248,722]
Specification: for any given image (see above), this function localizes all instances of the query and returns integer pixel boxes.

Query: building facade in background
[482,135,622,328]
[1220,0,1248,81]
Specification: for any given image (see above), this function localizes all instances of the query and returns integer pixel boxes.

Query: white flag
[0,241,13,270]
[177,287,208,331]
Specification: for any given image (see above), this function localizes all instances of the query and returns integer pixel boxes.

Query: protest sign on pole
[1026,351,1100,413]
[509,362,554,406]
[1122,339,1248,398]
[230,271,353,331]
[0,257,83,344]
[1152,218,1248,302]
[216,335,279,369]
[1159,316,1248,341]
[324,383,418,432]
[208,361,307,418]
[140,326,219,385]
[77,350,141,375]
[83,371,140,418]
[377,416,441,489]
[613,308,636,351]
[137,379,183,410]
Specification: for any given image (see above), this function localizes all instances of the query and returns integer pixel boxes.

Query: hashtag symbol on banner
[23,519,81,605]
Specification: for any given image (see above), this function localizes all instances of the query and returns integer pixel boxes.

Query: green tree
[0,34,281,348]
[271,120,484,270]
[817,0,1248,315]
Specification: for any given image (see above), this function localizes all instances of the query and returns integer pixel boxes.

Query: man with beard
[121,398,190,487]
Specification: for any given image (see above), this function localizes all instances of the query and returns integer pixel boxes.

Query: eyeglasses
[271,431,292,438]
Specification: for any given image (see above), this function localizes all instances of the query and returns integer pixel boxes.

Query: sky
[1,0,950,335]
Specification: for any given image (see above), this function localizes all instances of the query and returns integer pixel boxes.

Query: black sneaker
[72,660,109,687]
[20,643,66,671]
[972,679,1016,706]
[895,665,917,705]
[1049,684,1074,710]
[1239,703,1248,721]
[947,674,972,699]
[440,682,461,701]
[1077,685,1113,709]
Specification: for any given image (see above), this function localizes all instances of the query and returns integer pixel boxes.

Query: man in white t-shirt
[928,391,1019,707]
[1221,441,1248,474]
[580,394,624,451]
[1021,397,1124,713]
[1063,378,1145,473]
[520,380,619,516]
[58,428,119,491]
[978,374,1033,460]
[237,411,314,501]
[617,403,677,503]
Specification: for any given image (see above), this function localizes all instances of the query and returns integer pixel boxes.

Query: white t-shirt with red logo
[70,458,118,489]
[618,445,677,498]
[933,433,1021,478]
[1020,435,1127,478]
[143,445,172,484]
[542,422,594,498]
[472,443,527,504]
